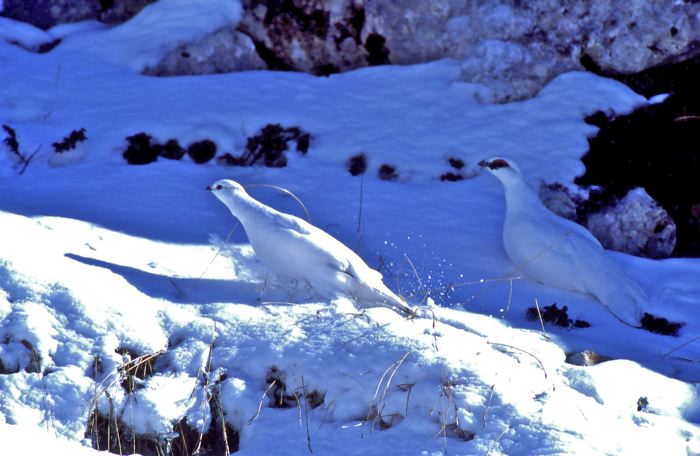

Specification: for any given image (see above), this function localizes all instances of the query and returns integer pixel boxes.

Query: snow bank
[57,0,243,71]
[0,212,698,454]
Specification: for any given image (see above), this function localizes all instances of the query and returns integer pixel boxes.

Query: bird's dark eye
[215,184,223,190]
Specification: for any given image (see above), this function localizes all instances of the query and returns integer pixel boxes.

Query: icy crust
[0,212,699,454]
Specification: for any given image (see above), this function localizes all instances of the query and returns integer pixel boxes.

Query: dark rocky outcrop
[144,25,266,76]
[5,1,699,102]
[540,184,678,259]
[0,0,152,30]
[576,61,700,257]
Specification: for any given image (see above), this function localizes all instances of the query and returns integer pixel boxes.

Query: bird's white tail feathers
[594,274,648,327]
[353,283,415,318]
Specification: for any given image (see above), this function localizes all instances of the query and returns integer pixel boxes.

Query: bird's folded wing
[267,211,314,235]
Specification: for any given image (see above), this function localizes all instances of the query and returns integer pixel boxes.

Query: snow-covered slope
[1,3,699,455]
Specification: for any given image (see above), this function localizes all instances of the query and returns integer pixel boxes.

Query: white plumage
[207,179,413,316]
[479,157,646,326]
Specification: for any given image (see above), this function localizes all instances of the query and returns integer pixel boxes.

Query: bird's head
[478,157,522,184]
[207,179,248,202]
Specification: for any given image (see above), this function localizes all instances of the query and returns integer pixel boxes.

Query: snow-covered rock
[54,0,243,73]
[4,1,699,101]
[540,184,677,259]
[0,0,151,29]
[144,25,266,76]
[586,187,677,259]
[1,0,98,30]
[236,0,368,74]
[366,0,700,101]
[98,0,153,25]
[0,16,54,49]
[538,182,582,222]
[238,0,700,101]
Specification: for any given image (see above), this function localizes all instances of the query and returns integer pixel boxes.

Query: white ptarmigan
[479,157,646,326]
[207,179,414,316]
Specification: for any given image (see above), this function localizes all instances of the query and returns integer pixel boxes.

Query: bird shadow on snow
[64,253,263,305]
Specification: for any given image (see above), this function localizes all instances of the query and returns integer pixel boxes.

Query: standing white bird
[478,157,646,326]
[207,179,414,317]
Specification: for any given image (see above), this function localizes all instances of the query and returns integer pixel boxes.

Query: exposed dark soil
[526,303,590,329]
[640,312,684,336]
[578,53,700,257]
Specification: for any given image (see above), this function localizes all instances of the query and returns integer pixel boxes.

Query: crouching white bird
[479,157,646,326]
[207,179,414,317]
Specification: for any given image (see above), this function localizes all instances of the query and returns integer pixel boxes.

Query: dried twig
[402,254,423,292]
[248,381,279,425]
[484,425,511,456]
[534,298,548,338]
[245,184,312,222]
[501,277,514,319]
[365,351,411,433]
[192,344,214,455]
[487,342,548,381]
[216,392,232,456]
[661,335,700,358]
[675,115,700,122]
[355,176,365,253]
[482,384,495,431]
[301,376,313,453]
[441,382,454,454]
[199,222,239,280]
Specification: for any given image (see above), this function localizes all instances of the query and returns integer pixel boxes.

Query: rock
[98,0,153,24]
[580,2,699,74]
[539,182,583,221]
[578,86,699,257]
[237,0,368,75]
[585,187,676,259]
[366,0,700,101]
[238,0,700,101]
[540,182,677,259]
[565,350,610,366]
[4,1,700,101]
[0,0,151,29]
[1,0,100,30]
[144,26,266,76]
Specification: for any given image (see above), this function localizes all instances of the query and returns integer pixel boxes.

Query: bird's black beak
[206,185,212,191]
[478,160,489,168]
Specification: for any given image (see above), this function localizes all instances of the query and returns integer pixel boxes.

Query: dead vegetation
[525,303,590,329]
[2,124,39,174]
[218,124,311,167]
[52,128,87,153]
[85,347,239,455]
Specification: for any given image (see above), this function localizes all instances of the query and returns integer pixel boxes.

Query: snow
[0,17,53,48]
[59,0,243,71]
[1,3,700,455]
